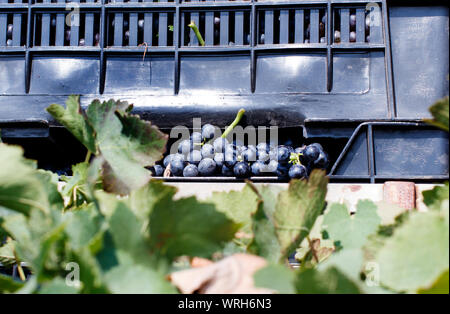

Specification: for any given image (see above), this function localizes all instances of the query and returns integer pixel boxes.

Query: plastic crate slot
[0,11,26,47]
[334,6,381,44]
[33,0,101,3]
[33,10,100,47]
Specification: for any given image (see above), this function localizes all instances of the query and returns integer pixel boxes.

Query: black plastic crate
[0,0,448,182]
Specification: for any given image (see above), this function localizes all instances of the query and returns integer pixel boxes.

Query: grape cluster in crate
[150,124,329,180]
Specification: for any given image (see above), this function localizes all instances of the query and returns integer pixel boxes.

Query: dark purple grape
[257,143,270,153]
[150,165,164,177]
[350,14,356,28]
[183,164,199,177]
[314,151,329,169]
[79,38,85,46]
[267,160,279,175]
[213,137,228,153]
[224,143,237,155]
[214,17,220,25]
[251,161,266,176]
[178,139,193,155]
[65,30,71,42]
[163,155,173,167]
[214,153,225,168]
[221,165,234,177]
[260,33,265,44]
[350,31,356,43]
[276,163,290,179]
[198,158,217,176]
[7,24,13,38]
[242,148,257,162]
[187,150,202,166]
[191,132,203,144]
[276,146,291,163]
[6,39,12,47]
[320,37,326,44]
[202,124,216,141]
[289,164,307,179]
[224,151,237,168]
[310,143,324,151]
[201,143,215,159]
[303,145,320,163]
[257,150,270,164]
[170,159,185,176]
[234,162,251,178]
[294,146,305,155]
[138,19,145,29]
[334,30,341,43]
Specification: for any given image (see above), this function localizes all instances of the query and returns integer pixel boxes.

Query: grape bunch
[149,125,329,181]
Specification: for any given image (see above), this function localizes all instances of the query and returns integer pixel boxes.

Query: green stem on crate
[222,109,246,139]
[188,21,205,47]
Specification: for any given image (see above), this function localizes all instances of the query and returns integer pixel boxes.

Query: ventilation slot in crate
[0,11,27,47]
[182,9,251,47]
[33,11,101,47]
[105,0,175,3]
[107,11,175,47]
[1,0,28,4]
[33,0,101,3]
[333,7,382,44]
[258,7,327,45]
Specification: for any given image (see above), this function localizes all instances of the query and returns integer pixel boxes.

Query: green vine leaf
[424,96,449,132]
[422,183,449,211]
[46,95,96,153]
[377,208,449,292]
[248,170,328,263]
[0,144,62,215]
[323,200,381,250]
[149,195,239,262]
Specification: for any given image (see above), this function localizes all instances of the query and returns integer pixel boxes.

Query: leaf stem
[222,109,246,139]
[85,151,92,163]
[188,21,205,47]
[13,249,26,282]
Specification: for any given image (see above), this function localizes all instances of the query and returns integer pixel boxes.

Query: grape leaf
[38,277,79,294]
[248,170,328,263]
[253,264,296,294]
[424,96,449,132]
[0,144,63,215]
[149,195,239,261]
[0,274,24,293]
[60,162,91,209]
[0,238,16,267]
[104,263,177,294]
[247,203,282,263]
[422,183,449,211]
[417,269,449,294]
[323,200,381,250]
[377,209,449,292]
[46,95,96,153]
[295,267,361,294]
[86,99,168,195]
[127,180,178,223]
[274,170,328,259]
[206,184,259,236]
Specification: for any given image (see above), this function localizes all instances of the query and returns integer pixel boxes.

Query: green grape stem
[222,109,246,139]
[188,21,205,47]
